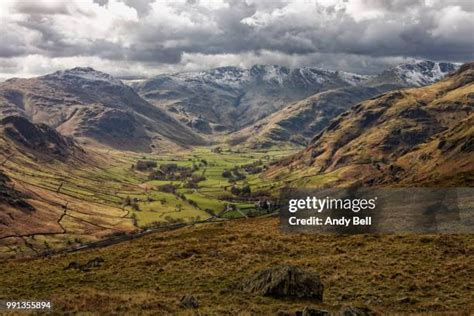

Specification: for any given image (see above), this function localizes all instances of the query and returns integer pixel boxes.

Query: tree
[230,186,241,196]
[241,185,251,196]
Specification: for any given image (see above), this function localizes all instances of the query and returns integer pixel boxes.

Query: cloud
[0,0,472,78]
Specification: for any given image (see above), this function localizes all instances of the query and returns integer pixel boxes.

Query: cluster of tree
[183,175,207,188]
[240,160,265,174]
[189,158,208,169]
[124,196,140,211]
[254,199,276,212]
[148,163,195,181]
[212,147,223,154]
[133,160,157,171]
[156,183,177,193]
[230,185,251,197]
[222,167,246,182]
[187,199,198,208]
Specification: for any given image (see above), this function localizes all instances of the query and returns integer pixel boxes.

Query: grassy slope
[1,217,473,314]
[266,63,474,187]
[0,140,297,257]
[127,147,296,226]
[0,136,137,256]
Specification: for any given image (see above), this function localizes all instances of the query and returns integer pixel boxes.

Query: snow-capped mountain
[45,67,124,87]
[370,60,460,87]
[133,65,372,133]
[136,64,369,91]
[133,61,457,135]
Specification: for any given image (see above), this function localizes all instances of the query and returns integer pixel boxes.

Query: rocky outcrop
[0,116,83,160]
[241,265,324,300]
[179,295,199,309]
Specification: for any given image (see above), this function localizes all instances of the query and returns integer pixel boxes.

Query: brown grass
[1,217,473,314]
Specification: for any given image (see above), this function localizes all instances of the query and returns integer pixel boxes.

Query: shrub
[157,184,177,193]
[135,160,157,171]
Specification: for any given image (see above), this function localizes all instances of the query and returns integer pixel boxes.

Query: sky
[0,0,473,79]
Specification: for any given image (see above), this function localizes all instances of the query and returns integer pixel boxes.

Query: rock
[277,307,329,316]
[397,296,418,304]
[302,307,330,315]
[338,305,377,316]
[64,257,104,272]
[64,261,81,270]
[172,249,198,259]
[241,265,324,300]
[85,257,105,268]
[179,295,199,309]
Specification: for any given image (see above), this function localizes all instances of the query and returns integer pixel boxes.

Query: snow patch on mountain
[393,61,460,86]
[142,64,372,90]
[45,67,124,87]
[338,71,373,86]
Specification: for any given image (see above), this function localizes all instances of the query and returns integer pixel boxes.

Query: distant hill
[132,65,371,134]
[230,61,459,148]
[267,62,473,187]
[367,60,459,87]
[0,67,205,152]
[229,84,398,148]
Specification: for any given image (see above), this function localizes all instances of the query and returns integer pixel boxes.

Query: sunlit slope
[267,62,474,187]
[0,116,297,257]
[0,116,136,256]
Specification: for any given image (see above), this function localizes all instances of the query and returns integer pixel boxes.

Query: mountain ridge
[133,60,459,139]
[228,60,459,148]
[132,64,373,134]
[266,61,473,186]
[0,67,205,152]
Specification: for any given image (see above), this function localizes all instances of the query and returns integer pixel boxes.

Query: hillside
[0,116,297,257]
[133,61,458,138]
[133,65,370,134]
[229,61,459,148]
[267,62,474,187]
[0,116,85,161]
[0,68,205,152]
[0,116,137,254]
[1,217,473,314]
[230,84,398,148]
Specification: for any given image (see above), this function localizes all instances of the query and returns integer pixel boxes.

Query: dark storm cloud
[0,0,473,78]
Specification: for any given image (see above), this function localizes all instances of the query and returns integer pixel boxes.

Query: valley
[0,60,472,314]
[0,128,297,257]
[2,0,473,313]
[0,61,472,257]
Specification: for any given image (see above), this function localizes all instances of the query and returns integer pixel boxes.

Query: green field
[0,142,299,256]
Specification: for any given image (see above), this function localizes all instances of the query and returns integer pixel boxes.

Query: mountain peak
[391,60,460,86]
[44,67,124,86]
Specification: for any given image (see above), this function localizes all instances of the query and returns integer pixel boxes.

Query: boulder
[241,265,324,300]
[301,307,330,316]
[276,307,329,316]
[179,295,199,309]
[338,305,377,316]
